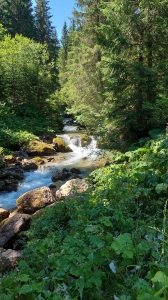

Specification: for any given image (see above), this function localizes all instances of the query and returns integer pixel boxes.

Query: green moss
[24,140,56,156]
[32,157,44,165]
[80,134,92,147]
[53,137,73,152]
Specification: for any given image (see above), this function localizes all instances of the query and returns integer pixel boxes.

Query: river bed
[0,122,101,210]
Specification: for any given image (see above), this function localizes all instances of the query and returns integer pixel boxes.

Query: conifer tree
[58,21,69,80]
[34,0,60,90]
[0,0,35,38]
[98,0,168,147]
[61,22,69,63]
[60,0,105,129]
[34,0,54,44]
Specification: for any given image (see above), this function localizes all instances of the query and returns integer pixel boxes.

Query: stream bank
[0,119,110,210]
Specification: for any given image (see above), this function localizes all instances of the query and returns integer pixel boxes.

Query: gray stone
[0,213,31,248]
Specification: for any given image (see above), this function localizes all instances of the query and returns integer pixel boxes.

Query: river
[0,120,100,210]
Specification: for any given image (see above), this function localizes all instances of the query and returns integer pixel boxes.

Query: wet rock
[4,179,18,192]
[11,170,24,180]
[0,213,31,248]
[0,181,6,191]
[0,167,25,192]
[0,170,11,179]
[0,208,10,222]
[51,168,83,183]
[52,168,71,182]
[56,178,88,198]
[22,160,38,171]
[70,168,81,175]
[16,187,56,214]
[53,137,73,153]
[14,151,29,160]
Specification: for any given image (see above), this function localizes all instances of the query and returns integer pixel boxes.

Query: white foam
[0,126,99,210]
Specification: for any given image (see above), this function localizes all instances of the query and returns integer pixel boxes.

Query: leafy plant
[0,133,168,299]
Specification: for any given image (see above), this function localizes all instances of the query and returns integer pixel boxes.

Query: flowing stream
[0,121,100,210]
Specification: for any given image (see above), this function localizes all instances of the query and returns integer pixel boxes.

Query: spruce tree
[34,0,54,44]
[0,0,35,38]
[98,0,168,147]
[58,21,69,79]
[34,0,60,90]
[61,22,69,62]
[60,0,105,129]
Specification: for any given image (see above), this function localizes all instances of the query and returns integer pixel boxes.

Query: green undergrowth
[0,131,168,299]
[0,103,64,150]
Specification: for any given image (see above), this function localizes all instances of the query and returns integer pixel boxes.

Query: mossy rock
[80,134,92,147]
[23,140,56,156]
[53,137,73,153]
[3,155,16,164]
[16,187,55,214]
[31,157,45,165]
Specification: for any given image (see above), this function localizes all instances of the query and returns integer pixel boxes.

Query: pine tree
[98,0,168,147]
[34,0,60,90]
[58,21,69,78]
[0,0,35,38]
[34,0,54,44]
[60,0,105,129]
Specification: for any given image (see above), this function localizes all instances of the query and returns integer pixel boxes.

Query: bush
[0,133,168,299]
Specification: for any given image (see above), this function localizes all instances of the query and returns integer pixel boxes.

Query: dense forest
[0,0,168,299]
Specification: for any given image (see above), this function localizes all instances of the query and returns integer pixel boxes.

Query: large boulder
[56,178,88,198]
[3,154,16,164]
[22,140,56,156]
[0,208,10,222]
[21,160,38,171]
[53,137,73,153]
[0,213,31,248]
[16,187,56,214]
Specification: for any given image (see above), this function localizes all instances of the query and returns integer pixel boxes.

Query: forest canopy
[0,0,167,149]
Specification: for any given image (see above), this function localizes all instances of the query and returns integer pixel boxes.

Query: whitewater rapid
[0,128,99,210]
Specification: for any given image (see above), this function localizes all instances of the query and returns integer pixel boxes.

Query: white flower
[114,295,120,300]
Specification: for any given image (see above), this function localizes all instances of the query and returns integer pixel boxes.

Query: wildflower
[69,192,74,197]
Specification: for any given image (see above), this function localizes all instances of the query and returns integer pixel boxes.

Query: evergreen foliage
[59,0,105,132]
[0,0,35,38]
[34,0,54,44]
[59,0,168,149]
[34,0,60,89]
[59,22,69,74]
